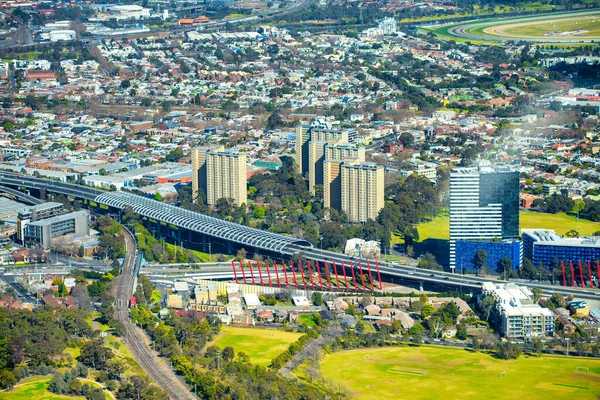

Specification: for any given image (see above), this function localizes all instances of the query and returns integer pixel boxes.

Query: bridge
[1,171,599,301]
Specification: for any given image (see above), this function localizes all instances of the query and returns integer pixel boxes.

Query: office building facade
[449,164,519,270]
[341,162,384,223]
[522,229,600,268]
[23,210,90,249]
[191,146,247,206]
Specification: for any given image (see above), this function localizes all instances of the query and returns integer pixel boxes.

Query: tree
[497,257,512,278]
[79,339,113,370]
[473,249,488,273]
[495,342,522,360]
[311,292,323,306]
[456,325,468,340]
[418,253,442,270]
[531,288,543,303]
[479,296,495,322]
[236,248,247,260]
[427,316,444,338]
[0,370,16,390]
[267,111,283,130]
[565,229,579,238]
[222,346,234,362]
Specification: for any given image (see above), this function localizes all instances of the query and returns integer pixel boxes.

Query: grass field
[0,377,84,400]
[396,211,599,243]
[426,9,600,43]
[316,347,600,400]
[212,327,302,367]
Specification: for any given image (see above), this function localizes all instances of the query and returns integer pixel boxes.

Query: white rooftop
[292,296,310,307]
[244,293,260,307]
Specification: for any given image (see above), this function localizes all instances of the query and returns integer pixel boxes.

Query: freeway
[284,245,600,301]
[114,227,197,400]
[1,172,599,300]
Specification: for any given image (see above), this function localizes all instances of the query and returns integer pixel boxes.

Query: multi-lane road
[2,171,599,300]
[114,227,196,400]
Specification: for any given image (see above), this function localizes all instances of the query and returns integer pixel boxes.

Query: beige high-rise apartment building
[323,160,343,212]
[323,144,366,211]
[191,146,247,206]
[295,125,310,175]
[295,125,355,178]
[308,140,327,195]
[341,162,384,223]
[325,143,365,164]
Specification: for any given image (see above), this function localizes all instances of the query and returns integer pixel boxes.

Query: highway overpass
[1,171,599,300]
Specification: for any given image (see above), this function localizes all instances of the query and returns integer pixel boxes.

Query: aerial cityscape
[0,0,599,398]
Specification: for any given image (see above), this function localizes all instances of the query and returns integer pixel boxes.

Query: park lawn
[0,376,84,400]
[164,242,214,263]
[104,336,146,378]
[397,211,599,243]
[150,289,162,303]
[298,314,318,328]
[212,327,302,367]
[317,347,600,400]
[63,347,80,367]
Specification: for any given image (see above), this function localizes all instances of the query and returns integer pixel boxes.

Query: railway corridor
[114,227,197,400]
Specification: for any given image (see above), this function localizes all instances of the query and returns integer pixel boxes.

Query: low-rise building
[482,282,555,338]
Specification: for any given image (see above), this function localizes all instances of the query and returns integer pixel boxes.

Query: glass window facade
[455,240,522,272]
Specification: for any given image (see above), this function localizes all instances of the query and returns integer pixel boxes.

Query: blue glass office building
[455,240,522,272]
[522,229,600,268]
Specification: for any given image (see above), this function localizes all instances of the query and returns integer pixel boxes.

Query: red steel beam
[316,261,324,290]
[376,260,383,291]
[231,260,238,284]
[324,261,332,290]
[307,261,315,290]
[240,260,246,284]
[561,261,566,287]
[367,261,375,292]
[256,260,264,286]
[265,260,272,287]
[332,261,341,290]
[579,260,585,288]
[298,261,307,290]
[248,260,254,285]
[342,261,349,290]
[350,261,358,291]
[273,260,281,287]
[358,260,366,291]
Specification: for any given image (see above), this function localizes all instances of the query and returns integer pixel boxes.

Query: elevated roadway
[1,171,599,300]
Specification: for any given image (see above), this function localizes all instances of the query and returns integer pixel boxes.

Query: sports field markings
[553,383,590,390]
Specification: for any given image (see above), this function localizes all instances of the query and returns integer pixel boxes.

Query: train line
[114,227,196,400]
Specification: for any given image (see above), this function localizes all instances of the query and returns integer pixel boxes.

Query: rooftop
[522,229,600,248]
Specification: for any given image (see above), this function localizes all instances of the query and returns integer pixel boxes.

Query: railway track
[114,227,196,400]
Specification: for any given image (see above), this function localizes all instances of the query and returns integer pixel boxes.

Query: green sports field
[0,377,84,400]
[317,347,600,400]
[406,211,599,243]
[426,9,600,43]
[212,327,302,367]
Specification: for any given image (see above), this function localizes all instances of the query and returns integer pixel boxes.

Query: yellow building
[341,162,384,223]
[191,146,247,206]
